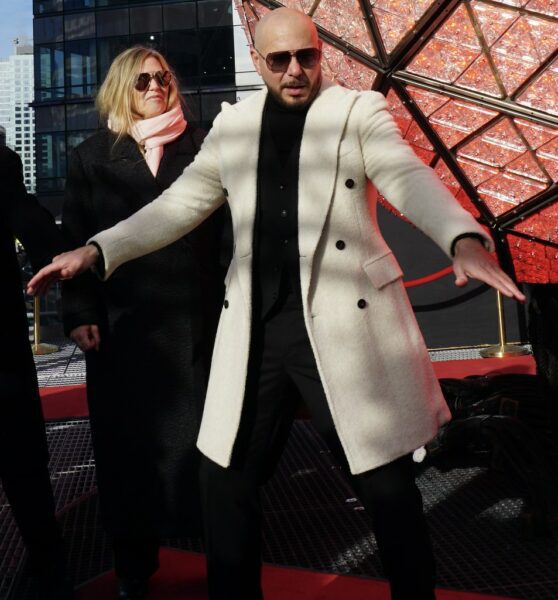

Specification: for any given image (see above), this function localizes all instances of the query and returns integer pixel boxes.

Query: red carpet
[431,355,535,379]
[39,355,536,421]
[39,384,88,420]
[77,547,514,599]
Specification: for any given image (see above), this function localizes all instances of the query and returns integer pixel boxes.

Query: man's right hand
[70,324,101,352]
[27,244,100,296]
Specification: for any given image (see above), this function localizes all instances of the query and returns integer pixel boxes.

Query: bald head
[251,7,323,110]
[254,8,319,54]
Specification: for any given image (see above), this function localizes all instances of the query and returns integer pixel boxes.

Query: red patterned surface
[235,0,558,282]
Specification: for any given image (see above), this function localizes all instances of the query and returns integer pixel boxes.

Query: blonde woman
[62,46,226,600]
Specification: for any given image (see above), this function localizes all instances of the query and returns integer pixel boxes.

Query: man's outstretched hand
[453,237,525,302]
[27,244,100,296]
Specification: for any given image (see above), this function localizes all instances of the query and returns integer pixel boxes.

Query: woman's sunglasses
[134,70,172,92]
[256,47,322,73]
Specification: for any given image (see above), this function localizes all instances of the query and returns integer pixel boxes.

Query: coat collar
[100,129,196,207]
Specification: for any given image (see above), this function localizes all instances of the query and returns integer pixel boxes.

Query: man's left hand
[453,237,526,303]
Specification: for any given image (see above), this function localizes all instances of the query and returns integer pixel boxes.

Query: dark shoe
[118,577,149,600]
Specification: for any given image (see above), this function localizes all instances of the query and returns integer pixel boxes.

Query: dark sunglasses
[256,47,321,72]
[134,70,172,92]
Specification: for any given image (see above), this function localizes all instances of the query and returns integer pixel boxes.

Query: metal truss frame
[237,0,558,265]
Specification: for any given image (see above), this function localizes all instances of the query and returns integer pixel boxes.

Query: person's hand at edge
[452,237,526,303]
[27,244,100,296]
[70,324,101,352]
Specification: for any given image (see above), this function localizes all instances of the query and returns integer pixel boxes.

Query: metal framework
[236,0,558,282]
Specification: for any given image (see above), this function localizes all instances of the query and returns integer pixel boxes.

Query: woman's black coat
[62,127,226,538]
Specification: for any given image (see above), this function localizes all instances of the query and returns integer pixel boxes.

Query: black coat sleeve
[1,147,64,270]
[61,147,106,336]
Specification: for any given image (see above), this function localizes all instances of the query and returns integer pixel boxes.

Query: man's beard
[267,75,322,111]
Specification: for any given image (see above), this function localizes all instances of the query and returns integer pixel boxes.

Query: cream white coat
[92,82,492,474]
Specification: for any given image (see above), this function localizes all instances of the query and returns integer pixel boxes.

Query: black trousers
[0,368,65,577]
[200,296,436,599]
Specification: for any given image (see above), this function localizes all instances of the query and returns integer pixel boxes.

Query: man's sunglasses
[256,47,322,72]
[134,70,172,92]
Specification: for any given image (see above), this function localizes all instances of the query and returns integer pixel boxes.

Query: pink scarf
[129,103,187,177]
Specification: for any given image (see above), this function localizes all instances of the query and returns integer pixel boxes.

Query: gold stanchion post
[32,296,59,355]
[480,290,530,358]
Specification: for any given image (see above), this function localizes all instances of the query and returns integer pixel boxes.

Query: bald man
[29,8,525,599]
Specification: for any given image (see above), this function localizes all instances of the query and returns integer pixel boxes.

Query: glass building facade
[32,0,249,215]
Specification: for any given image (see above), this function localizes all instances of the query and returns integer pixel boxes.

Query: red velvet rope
[403,265,454,288]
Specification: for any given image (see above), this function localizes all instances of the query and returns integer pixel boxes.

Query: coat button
[224,299,229,309]
[336,240,346,250]
[223,188,229,197]
[357,299,367,309]
[345,178,355,189]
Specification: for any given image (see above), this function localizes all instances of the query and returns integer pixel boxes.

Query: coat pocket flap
[363,252,403,290]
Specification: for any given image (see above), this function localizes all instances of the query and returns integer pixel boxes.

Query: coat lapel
[101,135,161,208]
[298,82,358,301]
[221,89,267,259]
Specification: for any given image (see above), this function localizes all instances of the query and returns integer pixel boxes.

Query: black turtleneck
[253,94,310,319]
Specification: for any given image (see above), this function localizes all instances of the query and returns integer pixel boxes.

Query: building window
[163,3,196,32]
[163,31,199,88]
[97,36,130,83]
[36,132,66,179]
[198,0,232,29]
[64,0,95,9]
[130,6,162,34]
[65,13,96,40]
[35,105,66,132]
[34,15,64,44]
[66,39,97,98]
[200,28,234,87]
[96,9,129,38]
[67,102,98,130]
[34,0,63,15]
[36,44,65,100]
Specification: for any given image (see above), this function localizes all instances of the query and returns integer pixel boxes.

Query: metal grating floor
[35,341,533,388]
[1,418,557,599]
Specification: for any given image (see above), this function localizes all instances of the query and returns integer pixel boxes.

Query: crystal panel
[537,137,558,182]
[515,118,558,149]
[276,0,313,11]
[517,62,558,116]
[489,14,558,94]
[386,89,433,159]
[234,0,558,282]
[458,118,527,168]
[369,0,436,54]
[407,86,450,117]
[434,160,481,218]
[480,172,547,216]
[321,43,377,91]
[429,100,497,150]
[457,156,499,187]
[313,0,375,56]
[456,54,502,98]
[470,2,517,47]
[513,203,558,245]
[510,236,558,284]
[525,0,558,18]
[506,153,549,183]
[407,4,481,82]
[489,0,529,7]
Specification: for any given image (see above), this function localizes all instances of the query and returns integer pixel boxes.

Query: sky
[0,1,33,60]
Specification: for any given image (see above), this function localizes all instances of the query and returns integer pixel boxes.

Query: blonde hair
[96,46,181,139]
